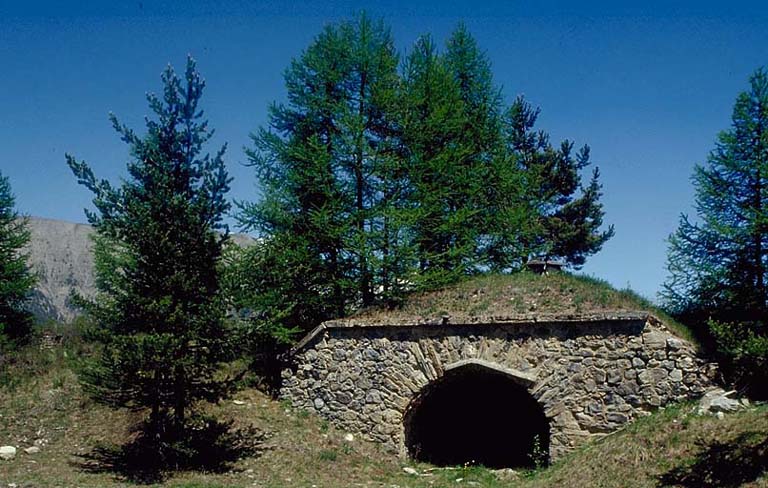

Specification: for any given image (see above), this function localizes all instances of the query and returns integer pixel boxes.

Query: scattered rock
[606,412,628,424]
[232,399,246,405]
[23,446,40,454]
[343,433,355,442]
[0,446,16,460]
[493,468,520,481]
[710,396,742,413]
[741,398,751,407]
[698,388,743,415]
[403,466,419,475]
[666,338,684,350]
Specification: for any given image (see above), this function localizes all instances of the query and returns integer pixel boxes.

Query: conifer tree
[67,58,234,443]
[237,16,614,353]
[442,25,502,271]
[663,68,768,396]
[504,96,614,267]
[237,13,403,345]
[0,171,35,347]
[442,25,535,272]
[664,69,768,321]
[400,35,474,287]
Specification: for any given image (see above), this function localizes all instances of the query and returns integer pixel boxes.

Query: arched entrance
[403,362,549,468]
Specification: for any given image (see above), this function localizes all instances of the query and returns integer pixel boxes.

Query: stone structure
[281,312,716,463]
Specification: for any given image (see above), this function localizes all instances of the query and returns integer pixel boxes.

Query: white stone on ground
[698,388,743,415]
[0,446,16,460]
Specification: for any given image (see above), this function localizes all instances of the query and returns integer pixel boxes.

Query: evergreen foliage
[442,25,531,274]
[504,97,614,267]
[67,58,235,441]
[236,14,406,350]
[400,34,476,287]
[0,171,35,348]
[663,68,768,397]
[235,14,613,349]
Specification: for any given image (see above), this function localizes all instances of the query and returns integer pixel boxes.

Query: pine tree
[664,69,768,321]
[663,68,768,396]
[400,35,475,287]
[442,25,535,272]
[237,13,403,346]
[0,171,35,347]
[67,58,234,444]
[504,96,614,267]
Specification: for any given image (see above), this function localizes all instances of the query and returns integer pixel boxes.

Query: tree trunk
[357,71,373,306]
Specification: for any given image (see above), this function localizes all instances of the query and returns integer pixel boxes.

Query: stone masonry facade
[281,312,716,460]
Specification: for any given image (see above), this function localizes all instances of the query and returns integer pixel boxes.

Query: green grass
[353,271,697,345]
[318,449,338,461]
[522,402,768,488]
[2,340,766,487]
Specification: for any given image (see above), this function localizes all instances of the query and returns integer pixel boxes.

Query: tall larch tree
[664,69,768,321]
[400,35,474,288]
[443,24,536,272]
[443,24,502,270]
[236,13,403,348]
[663,68,768,396]
[67,58,234,446]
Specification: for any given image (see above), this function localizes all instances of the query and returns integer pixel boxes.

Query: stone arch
[403,361,550,468]
[444,358,537,387]
[281,314,716,461]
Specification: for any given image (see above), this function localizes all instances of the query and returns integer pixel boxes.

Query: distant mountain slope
[23,217,254,323]
[25,217,97,323]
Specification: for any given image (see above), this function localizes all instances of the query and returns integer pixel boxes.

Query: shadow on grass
[658,431,768,487]
[73,416,268,484]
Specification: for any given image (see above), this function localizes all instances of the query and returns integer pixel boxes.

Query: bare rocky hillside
[23,217,254,323]
[24,217,97,323]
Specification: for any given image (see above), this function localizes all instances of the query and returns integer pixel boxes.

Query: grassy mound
[353,272,695,343]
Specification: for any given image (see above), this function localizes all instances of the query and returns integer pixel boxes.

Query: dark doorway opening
[403,364,549,468]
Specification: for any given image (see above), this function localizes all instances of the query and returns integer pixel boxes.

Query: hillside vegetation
[352,272,695,343]
[2,338,765,487]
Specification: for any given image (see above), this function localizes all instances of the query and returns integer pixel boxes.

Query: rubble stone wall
[281,316,715,460]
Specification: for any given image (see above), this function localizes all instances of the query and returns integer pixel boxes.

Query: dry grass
[3,343,767,487]
[0,347,410,487]
[525,401,768,488]
[353,272,695,343]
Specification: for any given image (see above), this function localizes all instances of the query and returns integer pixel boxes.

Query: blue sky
[2,1,767,300]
